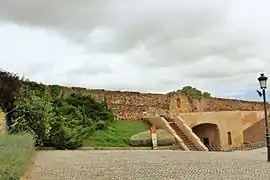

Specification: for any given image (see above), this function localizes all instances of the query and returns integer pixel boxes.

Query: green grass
[0,133,35,180]
[83,120,150,147]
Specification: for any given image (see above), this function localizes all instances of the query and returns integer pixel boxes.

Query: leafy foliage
[11,93,54,146]
[48,114,85,149]
[0,70,20,131]
[64,93,114,129]
[177,86,212,101]
[48,85,61,99]
[10,80,115,149]
[0,70,20,109]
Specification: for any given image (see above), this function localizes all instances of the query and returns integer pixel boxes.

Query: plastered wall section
[178,111,244,148]
[243,118,268,143]
[241,110,270,143]
[241,111,265,130]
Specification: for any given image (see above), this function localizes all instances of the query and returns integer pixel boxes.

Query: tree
[202,92,211,98]
[0,70,20,131]
[177,86,211,101]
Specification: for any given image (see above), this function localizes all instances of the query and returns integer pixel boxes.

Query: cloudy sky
[0,0,269,101]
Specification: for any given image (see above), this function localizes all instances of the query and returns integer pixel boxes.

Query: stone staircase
[169,122,198,151]
[160,115,208,151]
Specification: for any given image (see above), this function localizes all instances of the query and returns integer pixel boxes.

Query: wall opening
[176,98,181,108]
[203,138,210,146]
[192,123,221,151]
[227,132,232,145]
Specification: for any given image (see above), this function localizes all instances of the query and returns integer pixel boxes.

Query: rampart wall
[192,98,269,112]
[58,86,270,120]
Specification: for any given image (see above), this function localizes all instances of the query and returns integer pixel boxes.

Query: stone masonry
[57,86,270,120]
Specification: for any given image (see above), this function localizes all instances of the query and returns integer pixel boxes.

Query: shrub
[11,88,115,149]
[48,85,61,98]
[176,86,212,102]
[64,93,114,129]
[47,115,85,149]
[11,94,54,146]
[0,71,116,149]
[47,94,114,149]
[0,70,20,131]
[0,133,35,180]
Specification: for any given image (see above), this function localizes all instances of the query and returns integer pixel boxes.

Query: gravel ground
[28,148,270,180]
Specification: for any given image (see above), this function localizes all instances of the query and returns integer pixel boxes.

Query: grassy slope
[83,120,150,147]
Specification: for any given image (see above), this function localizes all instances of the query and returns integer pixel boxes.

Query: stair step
[178,136,188,139]
[167,120,200,151]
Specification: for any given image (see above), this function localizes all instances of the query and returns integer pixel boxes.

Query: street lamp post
[258,73,270,162]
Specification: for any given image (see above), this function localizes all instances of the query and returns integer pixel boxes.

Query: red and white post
[151,125,158,150]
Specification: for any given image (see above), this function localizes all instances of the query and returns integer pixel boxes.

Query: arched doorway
[192,123,221,150]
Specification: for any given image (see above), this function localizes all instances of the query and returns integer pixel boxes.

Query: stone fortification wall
[90,89,171,120]
[57,86,269,120]
[192,98,269,112]
[59,87,171,119]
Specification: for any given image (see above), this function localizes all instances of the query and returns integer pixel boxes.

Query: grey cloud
[67,63,114,76]
[135,32,258,68]
[0,0,229,54]
[22,61,54,76]
[174,57,264,84]
[0,1,102,28]
[1,0,253,69]
[1,0,269,99]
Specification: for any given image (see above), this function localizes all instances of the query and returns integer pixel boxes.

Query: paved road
[29,148,270,180]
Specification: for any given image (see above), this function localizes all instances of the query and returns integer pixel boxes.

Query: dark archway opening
[203,138,210,146]
[192,123,221,151]
[176,98,181,108]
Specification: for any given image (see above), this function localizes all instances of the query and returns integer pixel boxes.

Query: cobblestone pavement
[29,148,270,180]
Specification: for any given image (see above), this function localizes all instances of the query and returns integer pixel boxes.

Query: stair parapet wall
[146,116,189,151]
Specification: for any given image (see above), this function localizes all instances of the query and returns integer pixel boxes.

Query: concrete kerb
[36,146,175,151]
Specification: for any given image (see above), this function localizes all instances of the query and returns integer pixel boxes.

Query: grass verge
[83,120,150,147]
[0,133,35,180]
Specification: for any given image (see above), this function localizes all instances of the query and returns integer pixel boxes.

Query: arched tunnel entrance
[192,123,221,151]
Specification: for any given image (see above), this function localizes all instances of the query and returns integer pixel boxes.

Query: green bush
[0,72,115,149]
[0,70,20,131]
[0,133,35,180]
[11,88,115,149]
[177,86,212,102]
[64,93,114,129]
[48,85,61,98]
[47,115,85,149]
[11,94,54,146]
